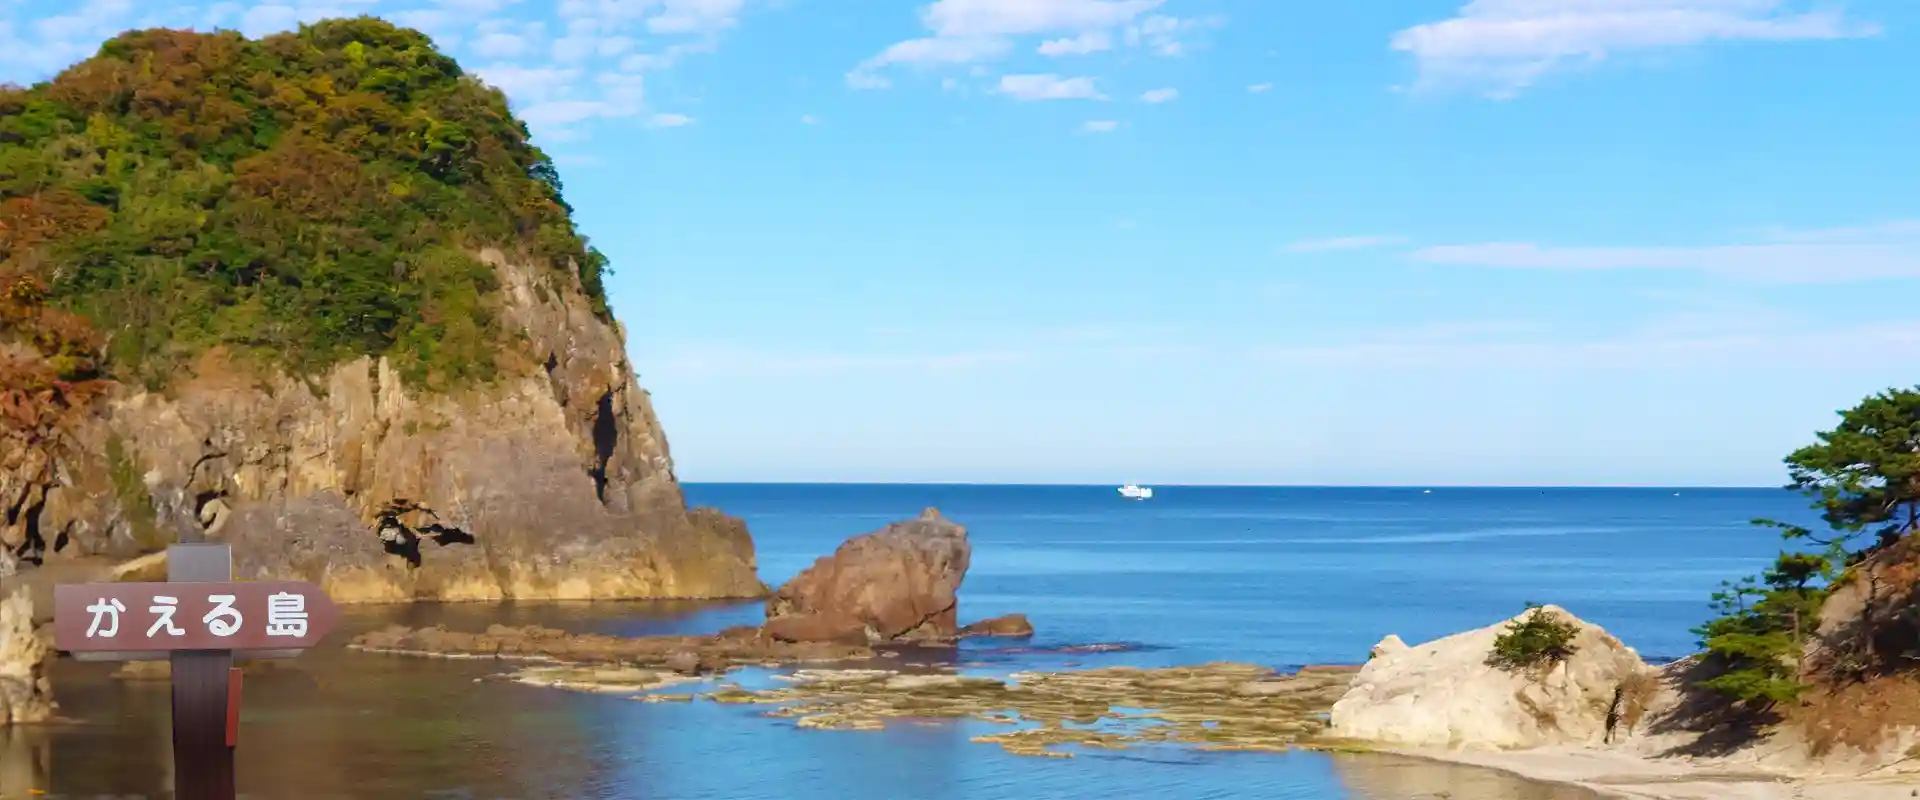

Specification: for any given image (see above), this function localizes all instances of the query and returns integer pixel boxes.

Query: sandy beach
[1388,744,1920,800]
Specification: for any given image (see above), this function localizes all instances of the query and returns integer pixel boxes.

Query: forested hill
[0,16,611,394]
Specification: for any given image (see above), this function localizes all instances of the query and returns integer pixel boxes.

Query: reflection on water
[1331,754,1604,799]
[5,602,1601,800]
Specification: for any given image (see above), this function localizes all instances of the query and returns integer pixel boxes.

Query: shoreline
[1370,744,1920,800]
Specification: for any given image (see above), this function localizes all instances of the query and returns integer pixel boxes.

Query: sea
[1,484,1818,799]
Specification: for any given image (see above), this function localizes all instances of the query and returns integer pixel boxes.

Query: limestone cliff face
[2,250,763,603]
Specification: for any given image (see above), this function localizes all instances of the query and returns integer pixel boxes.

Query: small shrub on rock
[1487,604,1581,673]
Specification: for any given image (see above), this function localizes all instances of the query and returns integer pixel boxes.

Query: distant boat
[1119,484,1154,501]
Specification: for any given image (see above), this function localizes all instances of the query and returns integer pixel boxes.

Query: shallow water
[5,484,1809,798]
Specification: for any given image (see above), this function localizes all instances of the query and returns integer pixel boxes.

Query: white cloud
[521,99,634,127]
[1122,13,1220,56]
[648,0,744,34]
[854,0,1172,89]
[473,31,533,58]
[436,0,520,12]
[1139,87,1177,103]
[1254,317,1920,371]
[1248,82,1273,93]
[867,36,1012,67]
[1038,30,1112,56]
[1082,119,1120,132]
[848,35,1013,88]
[646,112,695,127]
[1409,221,1920,283]
[0,0,131,72]
[473,65,585,104]
[0,0,743,146]
[997,73,1104,101]
[924,0,1163,37]
[1393,0,1882,98]
[1283,235,1408,253]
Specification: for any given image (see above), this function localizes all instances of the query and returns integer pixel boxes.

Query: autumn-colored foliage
[0,17,611,391]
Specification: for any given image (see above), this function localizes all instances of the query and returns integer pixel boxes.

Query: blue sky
[4,1,1919,486]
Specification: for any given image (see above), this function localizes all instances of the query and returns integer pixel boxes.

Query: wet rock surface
[506,657,1362,759]
[349,623,872,670]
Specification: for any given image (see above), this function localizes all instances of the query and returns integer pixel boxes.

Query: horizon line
[679,480,1787,490]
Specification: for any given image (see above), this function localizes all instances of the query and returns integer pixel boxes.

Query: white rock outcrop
[0,584,52,725]
[1330,605,1652,750]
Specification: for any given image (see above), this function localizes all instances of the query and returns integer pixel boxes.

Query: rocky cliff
[0,21,764,603]
[3,249,762,602]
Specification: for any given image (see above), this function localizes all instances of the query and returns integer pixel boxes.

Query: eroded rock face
[1329,605,1653,750]
[0,587,52,725]
[766,508,970,643]
[2,250,763,603]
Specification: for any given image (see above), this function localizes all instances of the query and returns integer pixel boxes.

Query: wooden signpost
[52,542,341,800]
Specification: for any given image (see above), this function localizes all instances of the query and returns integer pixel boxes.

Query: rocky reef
[352,621,872,674]
[558,663,1361,759]
[2,248,763,604]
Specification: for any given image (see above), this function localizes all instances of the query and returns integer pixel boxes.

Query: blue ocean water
[21,484,1818,799]
[693,484,1812,668]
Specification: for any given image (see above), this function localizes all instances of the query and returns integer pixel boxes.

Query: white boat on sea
[1119,484,1154,500]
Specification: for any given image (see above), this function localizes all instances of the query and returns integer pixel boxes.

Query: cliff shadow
[376,499,476,568]
[1642,656,1780,759]
[589,389,617,504]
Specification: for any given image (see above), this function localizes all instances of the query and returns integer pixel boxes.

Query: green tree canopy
[0,17,613,390]
[1694,387,1920,708]
[1764,387,1920,553]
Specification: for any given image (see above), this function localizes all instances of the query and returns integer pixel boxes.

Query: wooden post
[53,549,338,800]
[169,543,237,800]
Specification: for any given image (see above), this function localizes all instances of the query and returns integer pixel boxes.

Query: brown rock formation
[1,251,763,603]
[959,613,1035,639]
[765,508,971,644]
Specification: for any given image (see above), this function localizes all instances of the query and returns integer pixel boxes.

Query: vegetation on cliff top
[1695,387,1920,708]
[0,16,611,394]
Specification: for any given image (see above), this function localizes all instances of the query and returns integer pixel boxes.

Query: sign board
[50,544,341,800]
[53,580,340,657]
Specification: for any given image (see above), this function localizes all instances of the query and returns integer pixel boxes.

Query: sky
[3,1,1918,486]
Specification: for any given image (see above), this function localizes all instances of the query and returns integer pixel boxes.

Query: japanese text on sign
[84,591,310,639]
[55,581,339,655]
